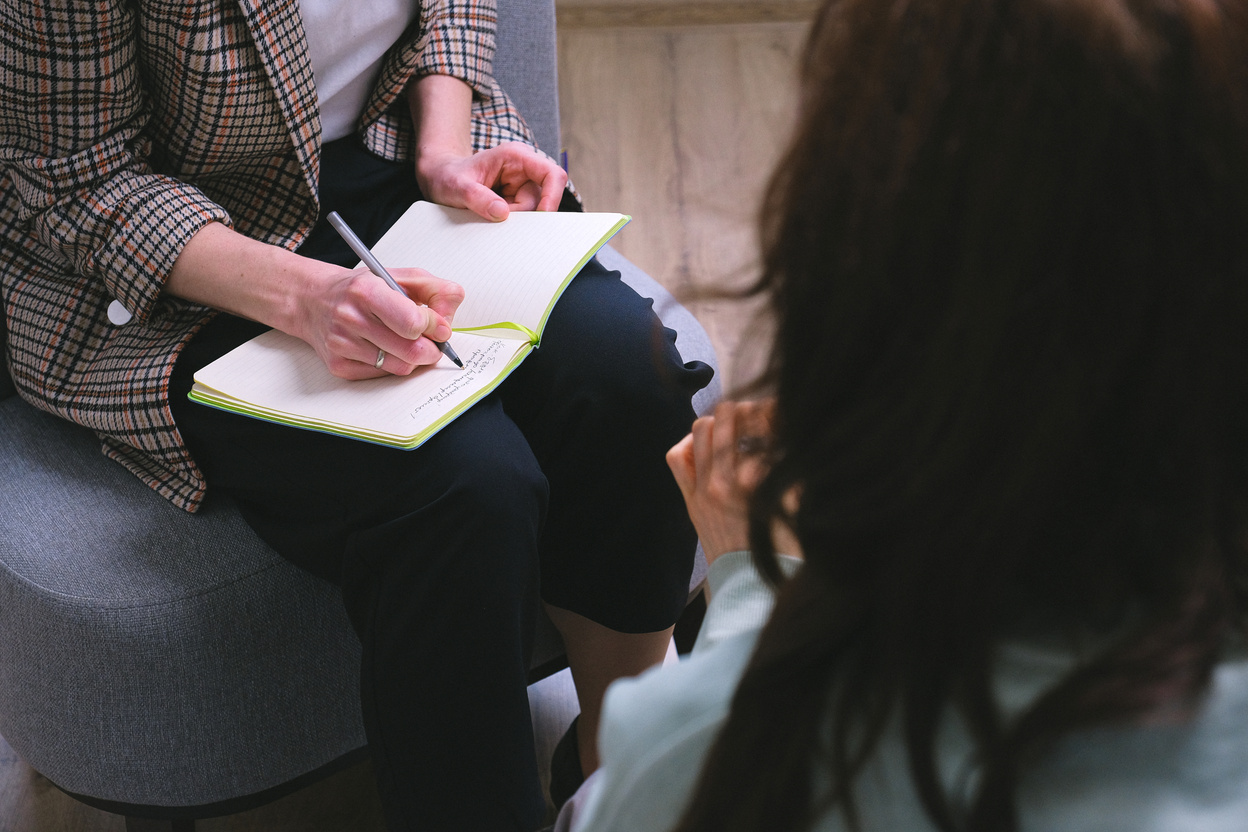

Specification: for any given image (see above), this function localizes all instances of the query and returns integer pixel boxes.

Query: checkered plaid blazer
[0,0,541,511]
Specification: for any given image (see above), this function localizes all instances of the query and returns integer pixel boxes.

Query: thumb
[462,182,510,221]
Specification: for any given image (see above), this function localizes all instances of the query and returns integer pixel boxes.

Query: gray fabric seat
[0,0,720,825]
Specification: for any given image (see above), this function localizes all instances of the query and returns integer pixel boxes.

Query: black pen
[326,211,464,369]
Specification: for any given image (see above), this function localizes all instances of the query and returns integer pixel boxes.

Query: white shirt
[299,0,420,142]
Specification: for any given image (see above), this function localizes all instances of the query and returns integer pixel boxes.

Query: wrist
[413,144,470,194]
[276,254,350,342]
[167,224,305,330]
[407,75,474,181]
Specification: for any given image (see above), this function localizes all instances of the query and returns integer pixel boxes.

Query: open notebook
[189,201,629,448]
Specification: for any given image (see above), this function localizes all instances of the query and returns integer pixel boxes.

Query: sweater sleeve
[562,552,802,832]
[693,550,803,654]
[0,0,229,325]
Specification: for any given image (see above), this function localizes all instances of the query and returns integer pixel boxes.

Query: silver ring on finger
[374,348,386,370]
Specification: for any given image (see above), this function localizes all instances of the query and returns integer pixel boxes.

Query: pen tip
[440,342,464,368]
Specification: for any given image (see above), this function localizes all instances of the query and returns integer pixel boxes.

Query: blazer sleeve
[0,0,230,325]
[410,0,497,100]
[362,0,538,162]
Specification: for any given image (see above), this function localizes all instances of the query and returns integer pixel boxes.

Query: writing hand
[297,265,466,380]
[164,222,464,379]
[666,400,779,565]
[417,142,568,222]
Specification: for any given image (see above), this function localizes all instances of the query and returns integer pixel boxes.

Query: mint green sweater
[570,551,1248,832]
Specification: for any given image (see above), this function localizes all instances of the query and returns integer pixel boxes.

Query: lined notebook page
[366,202,628,334]
[193,329,527,440]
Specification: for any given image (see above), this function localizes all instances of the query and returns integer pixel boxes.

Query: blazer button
[107,300,133,326]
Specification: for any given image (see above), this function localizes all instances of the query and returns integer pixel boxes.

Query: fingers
[537,170,568,211]
[710,402,740,487]
[512,148,567,212]
[509,180,543,213]
[729,400,774,491]
[391,269,466,321]
[323,325,443,380]
[670,401,777,507]
[666,400,787,562]
[666,433,696,495]
[324,270,465,377]
[667,404,756,562]
[368,282,448,339]
[472,144,567,215]
[417,148,510,221]
[367,299,457,375]
[691,409,716,490]
[369,269,464,338]
[461,181,510,222]
[420,143,568,221]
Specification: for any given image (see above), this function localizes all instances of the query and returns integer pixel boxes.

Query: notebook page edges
[190,329,530,444]
[527,219,631,338]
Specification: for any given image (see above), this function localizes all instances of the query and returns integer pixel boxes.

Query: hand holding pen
[327,211,465,370]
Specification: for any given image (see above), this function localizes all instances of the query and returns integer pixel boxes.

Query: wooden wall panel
[558,21,808,389]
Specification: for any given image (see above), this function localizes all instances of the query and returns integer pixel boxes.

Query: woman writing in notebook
[0,1,711,830]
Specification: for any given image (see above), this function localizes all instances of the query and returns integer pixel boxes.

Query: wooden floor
[0,13,809,832]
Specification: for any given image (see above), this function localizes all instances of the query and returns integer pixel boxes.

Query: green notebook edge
[447,213,630,340]
[187,342,535,450]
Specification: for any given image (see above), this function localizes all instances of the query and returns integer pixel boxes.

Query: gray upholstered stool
[0,0,720,826]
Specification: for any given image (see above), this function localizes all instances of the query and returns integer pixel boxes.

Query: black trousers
[168,137,713,831]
